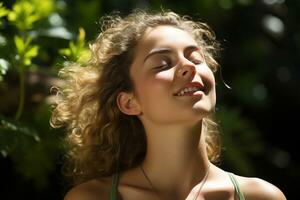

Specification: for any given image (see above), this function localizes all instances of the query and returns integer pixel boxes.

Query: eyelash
[154,57,202,71]
[191,58,203,65]
[190,52,203,64]
[153,58,171,70]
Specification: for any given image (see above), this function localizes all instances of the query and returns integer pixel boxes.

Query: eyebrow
[143,45,201,63]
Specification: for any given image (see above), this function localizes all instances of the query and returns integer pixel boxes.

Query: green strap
[110,172,245,200]
[228,173,246,200]
[109,173,119,200]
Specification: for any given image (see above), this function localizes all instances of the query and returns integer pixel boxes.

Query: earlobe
[117,92,141,115]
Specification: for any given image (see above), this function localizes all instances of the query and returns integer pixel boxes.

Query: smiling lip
[174,81,205,96]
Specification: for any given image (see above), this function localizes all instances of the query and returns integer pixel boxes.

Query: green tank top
[109,172,119,200]
[228,173,246,200]
[109,172,246,200]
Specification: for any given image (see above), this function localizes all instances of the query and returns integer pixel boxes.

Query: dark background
[0,0,299,199]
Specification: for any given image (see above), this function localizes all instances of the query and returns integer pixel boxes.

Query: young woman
[51,10,286,200]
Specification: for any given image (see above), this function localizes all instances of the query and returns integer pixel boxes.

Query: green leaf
[78,49,91,64]
[78,27,86,46]
[7,0,55,31]
[25,45,39,59]
[14,35,25,54]
[8,1,39,31]
[29,0,55,18]
[0,2,9,18]
[0,116,40,157]
[24,58,31,66]
[14,35,39,66]
[7,104,63,188]
[59,27,90,63]
[69,41,77,55]
[59,48,71,56]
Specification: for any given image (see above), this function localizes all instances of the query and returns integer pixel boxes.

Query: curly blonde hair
[51,9,221,184]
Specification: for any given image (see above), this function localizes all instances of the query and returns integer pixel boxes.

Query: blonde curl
[51,9,221,185]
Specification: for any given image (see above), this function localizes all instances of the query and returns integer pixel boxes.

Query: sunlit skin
[130,25,216,126]
[64,25,286,200]
[123,25,215,199]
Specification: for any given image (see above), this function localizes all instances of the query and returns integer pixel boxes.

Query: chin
[193,104,214,112]
[193,99,215,112]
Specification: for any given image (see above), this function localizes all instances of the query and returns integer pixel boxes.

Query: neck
[140,120,210,197]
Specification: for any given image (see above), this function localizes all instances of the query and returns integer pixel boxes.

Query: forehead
[130,26,200,77]
[135,25,198,55]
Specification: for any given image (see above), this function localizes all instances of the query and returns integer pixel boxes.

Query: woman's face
[129,25,216,126]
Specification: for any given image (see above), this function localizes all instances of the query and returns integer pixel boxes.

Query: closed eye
[188,50,204,65]
[191,59,203,65]
[153,64,171,71]
[152,57,172,71]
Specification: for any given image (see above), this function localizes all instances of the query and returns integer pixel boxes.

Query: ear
[117,92,142,116]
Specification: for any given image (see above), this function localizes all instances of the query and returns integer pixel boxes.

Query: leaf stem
[15,65,25,120]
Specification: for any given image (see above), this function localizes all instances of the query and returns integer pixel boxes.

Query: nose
[176,58,196,79]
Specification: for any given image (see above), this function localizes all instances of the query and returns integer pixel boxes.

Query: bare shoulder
[64,177,112,200]
[236,175,286,200]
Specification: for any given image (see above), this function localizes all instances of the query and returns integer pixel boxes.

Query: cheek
[143,70,175,92]
[145,72,174,98]
[154,69,175,81]
[208,72,216,105]
[200,66,215,87]
[209,73,216,89]
[198,67,216,102]
[134,71,174,110]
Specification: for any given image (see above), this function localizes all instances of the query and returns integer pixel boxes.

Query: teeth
[176,87,200,96]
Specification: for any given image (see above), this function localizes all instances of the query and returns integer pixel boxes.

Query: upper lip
[174,81,205,95]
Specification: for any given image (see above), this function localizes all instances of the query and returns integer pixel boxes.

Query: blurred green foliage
[7,0,54,31]
[59,27,90,63]
[0,0,298,199]
[0,0,88,197]
[217,106,263,174]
